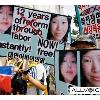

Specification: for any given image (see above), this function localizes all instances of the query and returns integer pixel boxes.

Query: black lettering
[45,15,49,20]
[90,14,95,24]
[35,57,39,62]
[38,38,43,47]
[19,8,25,16]
[15,18,23,24]
[8,52,13,58]
[2,43,7,48]
[85,15,90,25]
[96,11,100,23]
[43,40,48,48]
[28,12,33,18]
[40,58,45,63]
[49,41,58,49]
[38,14,43,19]
[14,53,19,58]
[13,24,23,32]
[81,17,85,25]
[38,48,53,57]
[33,13,38,19]
[12,33,31,41]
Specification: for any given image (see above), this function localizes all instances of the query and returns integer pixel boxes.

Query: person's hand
[27,75,46,91]
[18,69,23,73]
[44,88,48,95]
[22,74,28,81]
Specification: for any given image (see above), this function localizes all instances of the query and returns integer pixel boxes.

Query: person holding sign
[47,14,71,43]
[81,50,100,87]
[0,5,14,35]
[59,51,77,85]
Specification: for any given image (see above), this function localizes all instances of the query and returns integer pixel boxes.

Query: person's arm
[27,74,46,91]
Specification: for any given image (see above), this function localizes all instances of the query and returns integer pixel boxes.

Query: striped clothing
[27,64,47,95]
[28,66,37,79]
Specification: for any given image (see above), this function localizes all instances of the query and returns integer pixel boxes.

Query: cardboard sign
[55,49,100,95]
[76,5,100,34]
[0,5,72,65]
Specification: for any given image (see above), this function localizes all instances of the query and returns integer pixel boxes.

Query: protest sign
[55,49,100,95]
[0,5,72,65]
[75,5,100,48]
[12,6,51,39]
[55,50,80,95]
[75,5,100,34]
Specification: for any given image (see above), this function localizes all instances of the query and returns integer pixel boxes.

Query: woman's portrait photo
[59,50,77,85]
[47,14,71,43]
[0,5,14,35]
[80,50,100,87]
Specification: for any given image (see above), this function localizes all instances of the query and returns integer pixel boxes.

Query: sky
[63,5,78,32]
[63,5,76,16]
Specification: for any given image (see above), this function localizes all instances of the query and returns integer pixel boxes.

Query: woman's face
[60,52,77,83]
[0,6,13,33]
[82,50,100,86]
[50,16,68,41]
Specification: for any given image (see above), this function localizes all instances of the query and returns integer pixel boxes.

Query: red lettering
[78,5,83,10]
[88,25,92,33]
[78,5,90,11]
[93,24,98,33]
[83,26,89,33]
[97,23,100,33]
[83,23,100,34]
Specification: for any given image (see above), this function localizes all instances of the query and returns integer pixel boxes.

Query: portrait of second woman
[47,14,71,43]
[59,50,77,85]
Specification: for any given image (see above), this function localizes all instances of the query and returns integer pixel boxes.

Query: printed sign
[76,5,100,35]
[55,49,100,95]
[0,5,72,65]
[75,5,100,48]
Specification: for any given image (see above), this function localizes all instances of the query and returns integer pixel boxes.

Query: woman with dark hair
[81,50,100,87]
[59,50,77,85]
[47,14,71,43]
[11,72,27,95]
[0,5,14,35]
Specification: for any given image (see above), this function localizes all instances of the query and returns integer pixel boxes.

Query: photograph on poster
[0,5,14,35]
[80,49,100,87]
[47,13,71,43]
[59,50,78,86]
[0,5,72,65]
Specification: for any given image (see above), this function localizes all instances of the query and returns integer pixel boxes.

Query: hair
[0,5,14,35]
[11,72,27,95]
[59,50,77,85]
[47,14,71,43]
